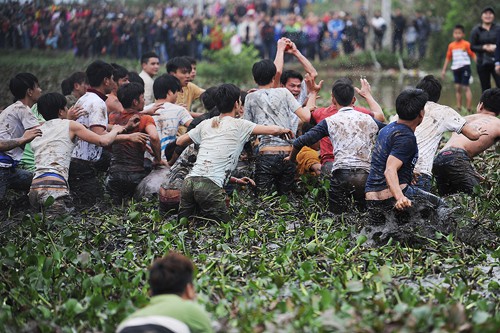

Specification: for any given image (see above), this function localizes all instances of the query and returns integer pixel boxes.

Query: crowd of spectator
[0,1,438,61]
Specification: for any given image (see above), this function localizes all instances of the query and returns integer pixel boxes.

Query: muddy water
[317,71,483,113]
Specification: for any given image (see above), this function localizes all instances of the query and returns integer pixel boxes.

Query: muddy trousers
[329,169,368,214]
[178,176,230,222]
[255,154,296,194]
[433,148,480,196]
[68,158,102,206]
[0,167,32,200]
[366,185,446,225]
[106,171,148,203]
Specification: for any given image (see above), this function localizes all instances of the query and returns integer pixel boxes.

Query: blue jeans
[414,173,432,192]
[0,167,33,200]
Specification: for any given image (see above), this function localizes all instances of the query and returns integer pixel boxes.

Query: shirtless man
[433,88,500,195]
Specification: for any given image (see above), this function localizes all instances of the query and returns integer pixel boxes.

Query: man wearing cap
[470,6,500,91]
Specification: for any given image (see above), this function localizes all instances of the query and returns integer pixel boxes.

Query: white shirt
[145,102,193,159]
[139,70,155,105]
[71,91,108,161]
[414,102,466,176]
[0,101,40,165]
[187,116,256,187]
[32,119,76,180]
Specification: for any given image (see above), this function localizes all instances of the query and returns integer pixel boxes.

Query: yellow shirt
[176,82,205,111]
[297,146,320,175]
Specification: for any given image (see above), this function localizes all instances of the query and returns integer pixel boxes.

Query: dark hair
[395,89,429,120]
[111,63,129,83]
[480,88,500,115]
[280,70,303,86]
[128,71,145,87]
[166,57,192,74]
[86,60,113,87]
[331,80,355,106]
[117,82,145,109]
[453,24,465,33]
[214,84,241,114]
[61,71,87,95]
[200,86,218,111]
[37,92,67,121]
[9,73,39,100]
[164,140,177,161]
[252,59,277,86]
[416,75,441,103]
[240,91,248,106]
[141,51,159,64]
[153,74,182,100]
[183,56,197,66]
[149,252,194,296]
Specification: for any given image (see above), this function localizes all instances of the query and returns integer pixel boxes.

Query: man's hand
[279,129,294,142]
[111,124,126,134]
[153,159,170,168]
[411,172,421,185]
[125,115,141,132]
[440,70,446,80]
[67,105,86,120]
[236,177,255,186]
[305,73,323,94]
[354,78,373,99]
[140,102,163,115]
[285,40,298,54]
[127,132,149,144]
[277,37,291,52]
[21,128,42,143]
[394,196,412,210]
[311,163,322,176]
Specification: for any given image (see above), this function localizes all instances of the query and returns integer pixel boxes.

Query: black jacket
[470,23,500,65]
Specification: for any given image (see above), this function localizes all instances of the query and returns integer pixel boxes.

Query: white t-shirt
[414,102,466,175]
[145,102,193,159]
[0,101,40,165]
[139,70,155,105]
[244,88,300,148]
[187,116,256,187]
[32,119,76,180]
[71,91,108,161]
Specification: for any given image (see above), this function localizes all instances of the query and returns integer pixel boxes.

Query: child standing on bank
[441,25,476,112]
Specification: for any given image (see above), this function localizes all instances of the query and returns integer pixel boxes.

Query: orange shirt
[446,39,476,70]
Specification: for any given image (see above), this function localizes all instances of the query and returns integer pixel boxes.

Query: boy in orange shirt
[441,25,476,112]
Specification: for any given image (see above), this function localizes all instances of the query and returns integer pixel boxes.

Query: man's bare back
[443,113,500,157]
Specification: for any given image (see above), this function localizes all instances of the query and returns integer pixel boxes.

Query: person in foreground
[365,89,446,224]
[116,252,213,333]
[433,88,500,195]
[176,83,293,222]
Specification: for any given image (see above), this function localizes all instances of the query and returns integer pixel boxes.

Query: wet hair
[86,60,113,88]
[166,57,192,74]
[480,88,500,115]
[128,71,145,87]
[111,63,129,83]
[183,56,197,66]
[395,89,429,120]
[416,75,441,103]
[37,92,67,121]
[117,82,144,109]
[214,84,241,114]
[280,70,303,86]
[141,51,159,64]
[454,24,465,33]
[9,73,39,100]
[153,74,182,100]
[61,71,87,95]
[331,79,355,106]
[149,252,194,296]
[200,86,218,111]
[252,59,277,86]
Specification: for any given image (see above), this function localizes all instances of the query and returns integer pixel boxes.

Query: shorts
[178,176,229,222]
[29,174,73,215]
[432,148,479,195]
[452,65,471,86]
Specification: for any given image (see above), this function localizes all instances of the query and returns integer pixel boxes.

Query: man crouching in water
[176,84,293,222]
[365,89,446,224]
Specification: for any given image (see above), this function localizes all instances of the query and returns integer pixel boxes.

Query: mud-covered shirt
[187,116,256,187]
[71,90,108,162]
[108,111,156,173]
[244,88,301,149]
[293,107,384,172]
[365,122,418,192]
[414,102,465,176]
[145,102,192,159]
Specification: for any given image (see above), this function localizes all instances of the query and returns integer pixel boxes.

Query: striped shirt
[446,39,476,70]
